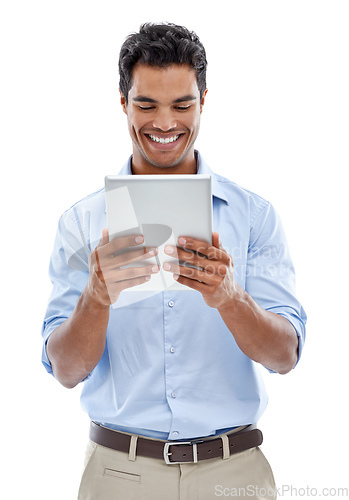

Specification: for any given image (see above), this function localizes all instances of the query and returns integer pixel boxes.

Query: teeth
[149,134,180,144]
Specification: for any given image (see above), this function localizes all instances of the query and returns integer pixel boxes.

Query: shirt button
[170,346,176,353]
[171,392,177,398]
[168,300,175,307]
[172,431,179,437]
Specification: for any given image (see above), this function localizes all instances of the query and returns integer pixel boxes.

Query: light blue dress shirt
[41,151,306,441]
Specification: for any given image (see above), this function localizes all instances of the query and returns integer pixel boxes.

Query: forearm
[47,288,110,388]
[45,230,161,388]
[218,283,298,374]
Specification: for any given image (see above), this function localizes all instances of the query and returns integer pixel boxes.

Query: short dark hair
[119,22,207,103]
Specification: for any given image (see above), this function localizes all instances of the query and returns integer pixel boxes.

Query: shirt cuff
[41,320,93,382]
[261,308,306,374]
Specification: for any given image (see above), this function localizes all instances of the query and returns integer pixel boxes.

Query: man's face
[121,63,207,174]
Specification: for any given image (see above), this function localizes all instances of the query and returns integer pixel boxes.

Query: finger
[101,228,109,246]
[116,246,158,266]
[164,245,200,266]
[163,262,221,286]
[164,244,228,268]
[97,246,158,273]
[103,263,160,283]
[114,274,153,294]
[107,274,154,302]
[176,237,228,262]
[96,228,110,249]
[212,232,220,249]
[173,273,212,294]
[97,234,145,260]
[95,249,104,283]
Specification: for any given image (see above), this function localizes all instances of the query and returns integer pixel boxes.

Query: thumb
[212,232,220,249]
[97,228,109,247]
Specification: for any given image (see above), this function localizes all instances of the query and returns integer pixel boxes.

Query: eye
[139,106,155,111]
[175,105,191,111]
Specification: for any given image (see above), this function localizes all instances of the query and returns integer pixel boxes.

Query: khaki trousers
[78,427,276,500]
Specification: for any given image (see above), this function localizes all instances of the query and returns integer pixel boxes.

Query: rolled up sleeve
[245,202,307,370]
[41,209,90,375]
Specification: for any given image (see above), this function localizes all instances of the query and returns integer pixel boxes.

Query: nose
[152,108,177,132]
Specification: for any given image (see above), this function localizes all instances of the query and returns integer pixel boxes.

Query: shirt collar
[195,151,229,204]
[117,151,229,204]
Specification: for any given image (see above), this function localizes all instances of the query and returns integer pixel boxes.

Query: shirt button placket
[164,294,181,437]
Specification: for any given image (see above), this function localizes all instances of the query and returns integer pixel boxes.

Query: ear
[120,90,128,115]
[200,89,208,113]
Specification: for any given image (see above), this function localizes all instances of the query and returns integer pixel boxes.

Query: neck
[131,152,197,175]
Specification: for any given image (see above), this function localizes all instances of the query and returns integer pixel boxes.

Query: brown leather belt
[89,421,263,465]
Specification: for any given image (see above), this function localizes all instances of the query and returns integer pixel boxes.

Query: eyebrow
[133,94,197,104]
[174,95,197,104]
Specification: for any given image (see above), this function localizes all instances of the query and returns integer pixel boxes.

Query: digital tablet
[104,174,213,292]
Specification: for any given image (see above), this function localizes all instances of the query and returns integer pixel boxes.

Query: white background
[1,1,348,498]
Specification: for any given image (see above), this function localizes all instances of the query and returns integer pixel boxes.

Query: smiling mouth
[147,133,182,144]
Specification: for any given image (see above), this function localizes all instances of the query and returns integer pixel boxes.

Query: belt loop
[221,434,230,460]
[128,435,138,462]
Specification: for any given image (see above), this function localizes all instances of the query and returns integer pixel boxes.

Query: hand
[163,232,237,309]
[87,229,159,307]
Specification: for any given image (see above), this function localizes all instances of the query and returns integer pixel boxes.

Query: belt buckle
[163,441,199,465]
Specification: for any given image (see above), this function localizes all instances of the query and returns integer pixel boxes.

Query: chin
[151,158,186,170]
[144,151,187,169]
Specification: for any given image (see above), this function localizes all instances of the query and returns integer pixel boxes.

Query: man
[41,23,306,499]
